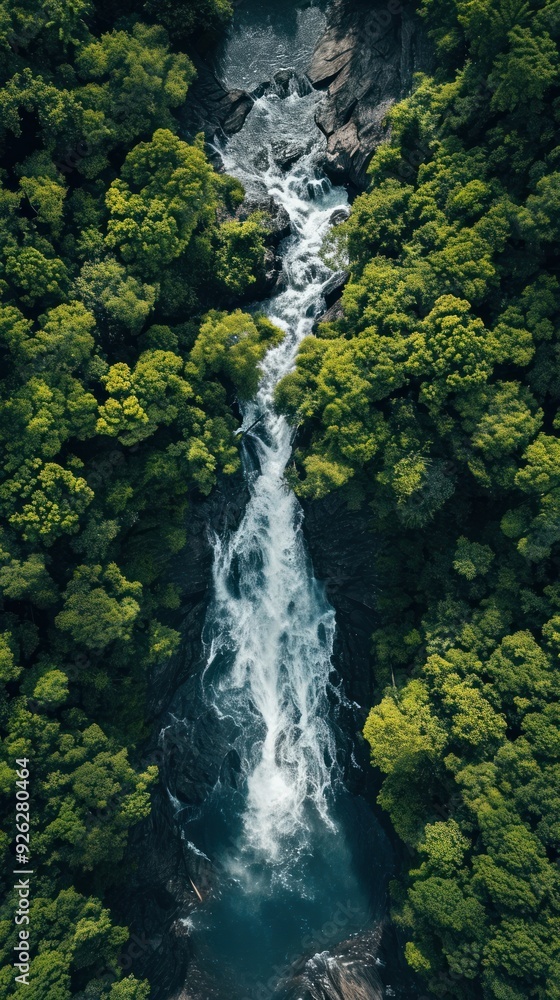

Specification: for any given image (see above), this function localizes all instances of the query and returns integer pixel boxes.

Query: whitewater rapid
[204,75,349,861]
[162,53,397,1000]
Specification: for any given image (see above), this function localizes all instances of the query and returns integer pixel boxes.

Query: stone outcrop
[280,926,384,1000]
[323,268,349,309]
[181,52,253,140]
[145,477,248,718]
[313,298,344,330]
[308,0,433,188]
[301,491,380,709]
[110,478,249,999]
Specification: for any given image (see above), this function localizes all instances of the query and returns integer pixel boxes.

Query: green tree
[55,564,142,649]
[105,130,215,277]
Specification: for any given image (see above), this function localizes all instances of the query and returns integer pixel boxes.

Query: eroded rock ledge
[181,51,254,139]
[308,0,433,188]
[183,2,432,193]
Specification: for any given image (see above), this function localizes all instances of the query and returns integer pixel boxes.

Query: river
[163,4,411,998]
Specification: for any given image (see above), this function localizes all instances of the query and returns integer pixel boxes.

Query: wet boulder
[329,206,350,227]
[313,298,344,331]
[180,52,253,140]
[261,246,284,297]
[271,137,315,171]
[323,269,349,309]
[278,927,385,1000]
[270,69,313,99]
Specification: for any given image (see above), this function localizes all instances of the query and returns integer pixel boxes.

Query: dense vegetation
[277,1,560,997]
[3,0,560,997]
[0,1,277,997]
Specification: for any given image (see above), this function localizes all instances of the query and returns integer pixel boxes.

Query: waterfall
[204,76,348,862]
[162,53,397,1000]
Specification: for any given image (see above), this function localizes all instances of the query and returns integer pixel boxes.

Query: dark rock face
[264,68,314,100]
[114,786,194,999]
[181,62,312,147]
[313,297,344,330]
[164,675,242,806]
[308,0,433,188]
[112,478,249,999]
[249,198,290,239]
[271,136,314,171]
[323,268,349,309]
[146,478,248,719]
[313,210,349,327]
[301,491,381,708]
[329,206,350,227]
[279,926,384,1000]
[181,52,253,140]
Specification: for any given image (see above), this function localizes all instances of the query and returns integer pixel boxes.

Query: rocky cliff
[308,0,433,188]
[302,491,379,709]
[109,478,248,1000]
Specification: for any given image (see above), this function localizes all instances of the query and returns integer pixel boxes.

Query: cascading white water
[203,77,349,861]
[166,42,397,1000]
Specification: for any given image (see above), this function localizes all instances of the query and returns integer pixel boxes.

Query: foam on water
[214,0,328,91]
[203,79,349,861]
[164,41,400,1000]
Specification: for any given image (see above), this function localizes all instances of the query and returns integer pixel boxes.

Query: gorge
[124,3,425,998]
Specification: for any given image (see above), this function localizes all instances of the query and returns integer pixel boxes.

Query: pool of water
[213,0,329,91]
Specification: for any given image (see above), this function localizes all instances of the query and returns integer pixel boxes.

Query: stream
[162,4,412,998]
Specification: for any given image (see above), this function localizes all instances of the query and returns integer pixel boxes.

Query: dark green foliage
[0,0,270,996]
[278,1,560,997]
[143,0,233,44]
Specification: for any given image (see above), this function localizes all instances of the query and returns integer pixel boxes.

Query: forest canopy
[2,0,560,998]
[277,1,560,998]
